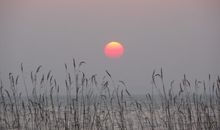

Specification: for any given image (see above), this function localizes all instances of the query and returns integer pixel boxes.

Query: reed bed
[0,59,219,130]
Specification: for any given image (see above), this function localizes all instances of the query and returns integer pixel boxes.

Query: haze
[0,0,220,94]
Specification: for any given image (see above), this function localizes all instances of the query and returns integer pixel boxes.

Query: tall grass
[0,59,219,130]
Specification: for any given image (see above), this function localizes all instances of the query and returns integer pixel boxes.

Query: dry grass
[0,59,219,130]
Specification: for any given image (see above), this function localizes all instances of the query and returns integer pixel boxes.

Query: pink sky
[1,0,220,94]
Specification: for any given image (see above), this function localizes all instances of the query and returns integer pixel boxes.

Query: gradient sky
[0,0,220,94]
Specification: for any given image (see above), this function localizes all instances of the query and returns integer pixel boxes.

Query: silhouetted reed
[0,59,219,130]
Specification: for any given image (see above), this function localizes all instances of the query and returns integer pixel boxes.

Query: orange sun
[104,42,125,58]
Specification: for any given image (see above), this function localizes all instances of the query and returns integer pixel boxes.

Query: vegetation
[0,59,219,130]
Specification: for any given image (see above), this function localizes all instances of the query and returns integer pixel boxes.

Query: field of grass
[0,59,220,130]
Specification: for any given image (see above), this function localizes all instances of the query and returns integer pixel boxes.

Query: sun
[104,41,125,58]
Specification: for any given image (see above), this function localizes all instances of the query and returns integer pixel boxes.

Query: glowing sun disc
[104,42,125,58]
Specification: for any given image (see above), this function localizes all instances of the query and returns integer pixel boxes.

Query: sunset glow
[104,42,125,58]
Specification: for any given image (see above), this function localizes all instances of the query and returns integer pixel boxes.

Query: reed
[0,60,219,130]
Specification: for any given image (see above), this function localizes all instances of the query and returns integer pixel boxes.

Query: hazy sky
[0,0,220,94]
